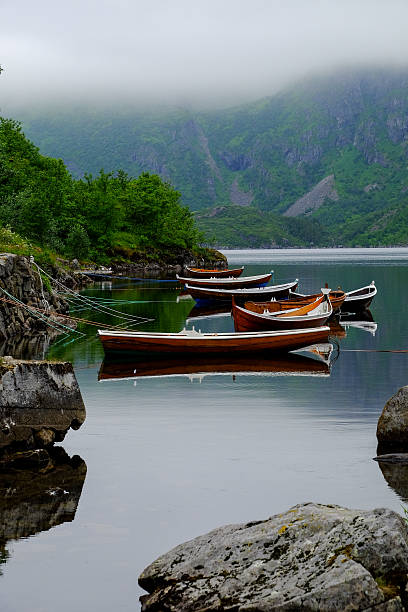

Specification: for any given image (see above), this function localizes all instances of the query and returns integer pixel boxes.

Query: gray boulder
[377,386,408,452]
[0,356,86,453]
[139,502,408,611]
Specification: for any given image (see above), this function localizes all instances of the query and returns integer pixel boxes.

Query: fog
[1,0,408,110]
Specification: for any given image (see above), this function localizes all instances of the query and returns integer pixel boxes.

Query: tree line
[0,117,203,261]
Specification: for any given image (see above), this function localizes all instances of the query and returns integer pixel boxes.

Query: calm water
[2,248,408,611]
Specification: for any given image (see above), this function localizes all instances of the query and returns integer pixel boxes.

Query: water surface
[1,249,408,612]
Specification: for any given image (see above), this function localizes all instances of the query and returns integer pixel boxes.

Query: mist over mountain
[13,67,408,247]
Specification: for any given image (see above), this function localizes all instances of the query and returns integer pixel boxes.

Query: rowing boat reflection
[340,310,377,336]
[98,347,334,382]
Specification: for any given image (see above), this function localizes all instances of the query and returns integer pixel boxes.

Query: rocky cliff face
[0,253,69,340]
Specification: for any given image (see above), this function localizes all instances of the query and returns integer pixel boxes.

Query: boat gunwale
[184,279,298,295]
[233,297,332,324]
[344,283,377,301]
[177,272,272,285]
[97,325,330,340]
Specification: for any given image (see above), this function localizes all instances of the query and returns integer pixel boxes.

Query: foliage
[17,68,408,246]
[196,205,329,248]
[0,118,204,260]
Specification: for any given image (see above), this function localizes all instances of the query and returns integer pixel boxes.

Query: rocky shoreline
[109,247,228,277]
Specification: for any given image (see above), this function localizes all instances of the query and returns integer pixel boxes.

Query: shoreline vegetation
[0,117,226,275]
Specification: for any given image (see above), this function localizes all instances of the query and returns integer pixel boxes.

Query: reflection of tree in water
[0,447,86,571]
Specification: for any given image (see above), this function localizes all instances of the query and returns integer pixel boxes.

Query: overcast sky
[1,0,408,110]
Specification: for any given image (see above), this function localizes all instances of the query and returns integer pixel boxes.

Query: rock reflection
[0,447,86,572]
[376,458,408,502]
[0,332,55,360]
[98,347,333,382]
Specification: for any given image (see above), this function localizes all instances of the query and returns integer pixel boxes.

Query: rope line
[82,273,179,282]
[31,261,154,324]
[0,288,85,336]
[0,294,147,331]
[341,349,408,353]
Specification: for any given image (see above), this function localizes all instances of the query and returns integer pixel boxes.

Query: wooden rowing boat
[242,289,345,315]
[341,281,377,312]
[176,272,272,289]
[97,325,330,354]
[98,350,331,380]
[185,266,244,278]
[185,280,298,303]
[282,289,345,312]
[232,290,333,332]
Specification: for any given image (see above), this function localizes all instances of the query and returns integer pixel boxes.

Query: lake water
[1,248,408,612]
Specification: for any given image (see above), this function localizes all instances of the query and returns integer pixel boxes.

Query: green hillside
[0,118,212,265]
[15,68,408,246]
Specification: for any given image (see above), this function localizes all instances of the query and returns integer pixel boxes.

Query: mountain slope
[15,67,408,246]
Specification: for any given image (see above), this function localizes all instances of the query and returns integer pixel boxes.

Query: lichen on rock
[139,502,408,611]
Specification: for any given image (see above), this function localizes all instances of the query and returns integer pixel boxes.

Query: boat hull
[185,267,244,278]
[98,326,330,355]
[282,290,345,313]
[177,272,272,289]
[186,280,298,303]
[232,302,331,332]
[341,283,377,312]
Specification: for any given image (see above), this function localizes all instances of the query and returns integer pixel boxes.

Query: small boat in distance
[176,272,272,289]
[342,281,377,312]
[185,266,244,278]
[185,279,298,303]
[97,325,330,355]
[232,290,333,332]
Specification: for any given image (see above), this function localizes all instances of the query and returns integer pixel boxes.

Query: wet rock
[0,253,70,339]
[139,502,408,611]
[0,357,86,454]
[377,386,408,453]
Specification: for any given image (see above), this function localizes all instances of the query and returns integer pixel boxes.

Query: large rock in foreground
[377,386,408,452]
[139,503,408,611]
[0,356,86,454]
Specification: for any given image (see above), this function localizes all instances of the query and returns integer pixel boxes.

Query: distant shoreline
[221,246,408,264]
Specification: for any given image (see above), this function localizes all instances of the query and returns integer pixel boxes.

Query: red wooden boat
[280,289,346,312]
[232,290,332,332]
[185,266,244,278]
[185,280,298,303]
[97,325,330,355]
[177,272,272,289]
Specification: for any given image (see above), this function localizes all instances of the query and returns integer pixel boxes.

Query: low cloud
[1,0,408,110]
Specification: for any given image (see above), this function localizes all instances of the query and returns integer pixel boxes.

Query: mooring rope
[31,261,154,323]
[83,273,179,282]
[0,288,85,336]
[341,349,408,353]
[0,294,148,331]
